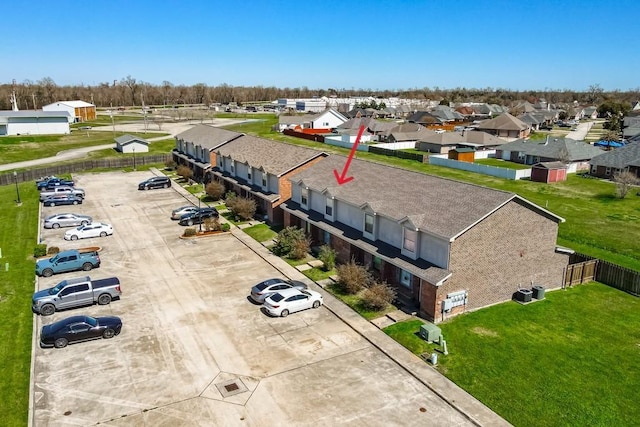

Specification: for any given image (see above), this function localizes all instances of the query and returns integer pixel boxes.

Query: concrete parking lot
[32,171,482,426]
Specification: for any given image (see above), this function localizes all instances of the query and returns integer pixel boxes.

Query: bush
[176,165,194,181]
[225,192,238,210]
[289,236,311,260]
[165,159,176,170]
[336,259,372,294]
[203,217,221,232]
[230,197,257,221]
[205,181,225,201]
[272,226,307,257]
[47,246,60,255]
[361,282,396,311]
[34,244,47,258]
[318,245,336,271]
[182,227,197,237]
[221,223,231,232]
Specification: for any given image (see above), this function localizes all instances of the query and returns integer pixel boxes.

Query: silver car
[44,213,93,229]
[171,205,198,220]
[250,278,308,303]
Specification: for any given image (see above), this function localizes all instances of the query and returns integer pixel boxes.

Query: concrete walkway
[565,121,594,140]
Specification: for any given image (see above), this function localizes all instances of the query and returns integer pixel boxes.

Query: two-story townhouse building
[281,155,568,322]
[208,135,328,224]
[173,125,243,181]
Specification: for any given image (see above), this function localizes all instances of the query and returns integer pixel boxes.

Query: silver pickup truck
[32,276,121,316]
[39,186,85,202]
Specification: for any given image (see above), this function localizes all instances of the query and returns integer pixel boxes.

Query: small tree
[272,226,307,257]
[361,282,396,311]
[176,165,193,181]
[203,217,221,232]
[224,191,237,211]
[205,181,225,200]
[336,259,372,294]
[318,245,336,271]
[230,197,256,221]
[613,170,640,199]
[164,159,176,170]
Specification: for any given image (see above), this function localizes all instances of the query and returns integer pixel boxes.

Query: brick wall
[277,155,327,208]
[331,235,352,264]
[440,199,568,318]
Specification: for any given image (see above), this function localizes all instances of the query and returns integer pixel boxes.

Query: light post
[198,181,203,232]
[132,146,136,171]
[13,171,21,205]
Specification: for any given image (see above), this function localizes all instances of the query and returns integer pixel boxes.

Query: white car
[64,223,113,241]
[263,288,323,317]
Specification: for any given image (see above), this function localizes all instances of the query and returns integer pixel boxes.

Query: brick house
[208,135,327,224]
[588,141,640,179]
[475,113,531,140]
[173,125,243,181]
[281,155,568,322]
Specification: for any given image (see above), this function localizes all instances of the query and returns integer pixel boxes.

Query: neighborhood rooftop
[175,124,243,149]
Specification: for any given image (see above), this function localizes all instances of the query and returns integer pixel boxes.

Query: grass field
[474,158,531,169]
[385,283,640,426]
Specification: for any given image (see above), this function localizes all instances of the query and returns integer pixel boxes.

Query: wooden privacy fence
[0,154,172,186]
[368,146,424,162]
[565,253,640,296]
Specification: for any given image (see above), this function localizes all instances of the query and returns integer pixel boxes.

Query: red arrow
[333,125,365,185]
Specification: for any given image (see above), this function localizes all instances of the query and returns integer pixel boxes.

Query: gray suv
[138,176,171,190]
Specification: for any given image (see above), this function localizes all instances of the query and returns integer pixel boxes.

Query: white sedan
[64,223,113,241]
[263,288,323,317]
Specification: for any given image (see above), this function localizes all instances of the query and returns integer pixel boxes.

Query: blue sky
[3,0,639,91]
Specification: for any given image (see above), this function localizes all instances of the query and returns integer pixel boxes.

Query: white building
[43,100,96,122]
[0,111,71,135]
[115,134,149,153]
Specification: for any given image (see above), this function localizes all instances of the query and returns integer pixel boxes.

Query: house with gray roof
[496,137,604,173]
[281,155,568,322]
[417,130,506,154]
[475,113,530,140]
[208,135,328,224]
[115,134,149,154]
[588,141,640,179]
[173,124,243,180]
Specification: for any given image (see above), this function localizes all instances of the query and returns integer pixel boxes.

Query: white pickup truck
[39,186,85,201]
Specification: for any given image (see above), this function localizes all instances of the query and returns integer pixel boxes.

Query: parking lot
[32,171,477,426]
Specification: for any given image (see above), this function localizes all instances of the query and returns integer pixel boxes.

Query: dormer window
[248,169,252,181]
[301,187,308,207]
[262,174,267,189]
[403,228,417,253]
[230,161,235,174]
[364,213,374,234]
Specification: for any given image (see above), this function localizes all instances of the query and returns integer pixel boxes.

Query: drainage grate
[225,383,239,392]
[215,378,248,398]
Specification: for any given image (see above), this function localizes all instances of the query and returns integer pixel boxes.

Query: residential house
[581,106,598,120]
[277,109,347,132]
[589,141,640,178]
[208,136,327,224]
[173,125,243,180]
[336,117,396,140]
[383,123,433,144]
[475,113,531,140]
[496,137,604,173]
[416,130,506,154]
[281,155,568,322]
[115,134,149,154]
[407,111,446,127]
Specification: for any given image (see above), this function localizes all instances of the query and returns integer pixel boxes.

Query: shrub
[318,245,336,271]
[165,159,176,170]
[225,192,238,210]
[182,227,197,237]
[47,246,60,255]
[289,236,311,260]
[221,223,231,232]
[336,259,372,294]
[203,217,221,232]
[613,170,640,199]
[230,197,256,221]
[272,226,307,257]
[205,181,225,201]
[176,165,194,181]
[34,244,47,258]
[361,282,396,311]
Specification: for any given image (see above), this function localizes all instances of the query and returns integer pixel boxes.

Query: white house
[42,100,96,122]
[277,109,347,132]
[115,134,149,153]
[0,111,71,135]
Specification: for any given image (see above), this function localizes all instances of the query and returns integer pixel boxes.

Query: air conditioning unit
[515,288,533,303]
[419,323,442,343]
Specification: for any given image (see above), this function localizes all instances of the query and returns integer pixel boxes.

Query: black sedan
[179,207,219,226]
[40,315,122,348]
[42,194,83,207]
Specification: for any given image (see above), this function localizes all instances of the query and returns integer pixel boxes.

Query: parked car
[37,177,74,190]
[178,207,219,226]
[35,175,58,185]
[250,278,308,303]
[138,176,171,190]
[42,194,84,207]
[558,122,571,128]
[36,249,101,277]
[32,276,122,316]
[263,288,323,317]
[64,223,113,240]
[44,213,92,229]
[171,205,199,220]
[39,186,85,201]
[40,315,122,348]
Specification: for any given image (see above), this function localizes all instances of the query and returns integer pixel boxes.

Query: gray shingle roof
[418,130,506,147]
[590,141,640,168]
[215,135,327,176]
[498,138,604,161]
[476,113,529,131]
[114,134,148,145]
[290,155,561,240]
[175,124,242,149]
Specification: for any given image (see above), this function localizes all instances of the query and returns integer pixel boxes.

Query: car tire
[70,235,78,241]
[54,338,68,348]
[144,186,149,190]
[97,294,112,305]
[280,309,289,318]
[72,200,78,205]
[100,232,107,237]
[52,223,60,229]
[42,268,54,278]
[40,304,55,316]
[103,328,116,339]
[82,262,93,271]
[81,221,89,226]
[187,220,194,226]
[48,202,56,207]
[312,300,321,309]
[164,183,170,188]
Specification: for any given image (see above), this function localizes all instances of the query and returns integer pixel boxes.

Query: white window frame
[301,187,308,207]
[403,228,417,253]
[364,213,374,234]
[400,269,412,288]
[261,174,267,190]
[325,197,334,219]
[247,169,252,182]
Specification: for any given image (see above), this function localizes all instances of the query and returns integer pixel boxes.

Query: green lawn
[474,158,531,170]
[302,267,336,282]
[325,283,396,320]
[384,283,640,426]
[0,182,39,427]
[242,223,279,242]
[70,115,143,128]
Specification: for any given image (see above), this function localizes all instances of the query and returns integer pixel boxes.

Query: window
[230,161,235,173]
[59,287,73,297]
[364,213,374,234]
[247,170,252,181]
[605,167,611,176]
[76,284,90,292]
[403,228,417,253]
[325,198,333,216]
[323,230,331,244]
[262,175,267,188]
[400,270,412,288]
[373,256,382,272]
[301,188,308,206]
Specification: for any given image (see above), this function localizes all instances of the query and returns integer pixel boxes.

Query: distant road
[565,122,593,140]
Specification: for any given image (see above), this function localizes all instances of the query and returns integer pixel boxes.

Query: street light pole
[198,182,202,232]
[133,146,136,171]
[13,171,21,205]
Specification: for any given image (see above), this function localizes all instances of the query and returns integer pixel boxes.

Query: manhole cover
[215,378,248,398]
[225,383,239,392]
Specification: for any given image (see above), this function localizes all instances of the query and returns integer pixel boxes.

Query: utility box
[515,288,533,303]
[532,285,545,300]
[419,323,442,343]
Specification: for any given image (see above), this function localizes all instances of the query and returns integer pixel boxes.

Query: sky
[3,0,639,92]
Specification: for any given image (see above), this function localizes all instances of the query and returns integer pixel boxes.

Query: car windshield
[256,279,279,291]
[49,280,68,295]
[270,293,285,302]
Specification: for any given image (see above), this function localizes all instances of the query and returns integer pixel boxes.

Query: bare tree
[121,75,139,106]
[613,170,640,199]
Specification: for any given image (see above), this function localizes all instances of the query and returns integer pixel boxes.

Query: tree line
[1,77,639,110]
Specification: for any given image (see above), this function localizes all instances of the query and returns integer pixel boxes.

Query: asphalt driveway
[31,171,483,426]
